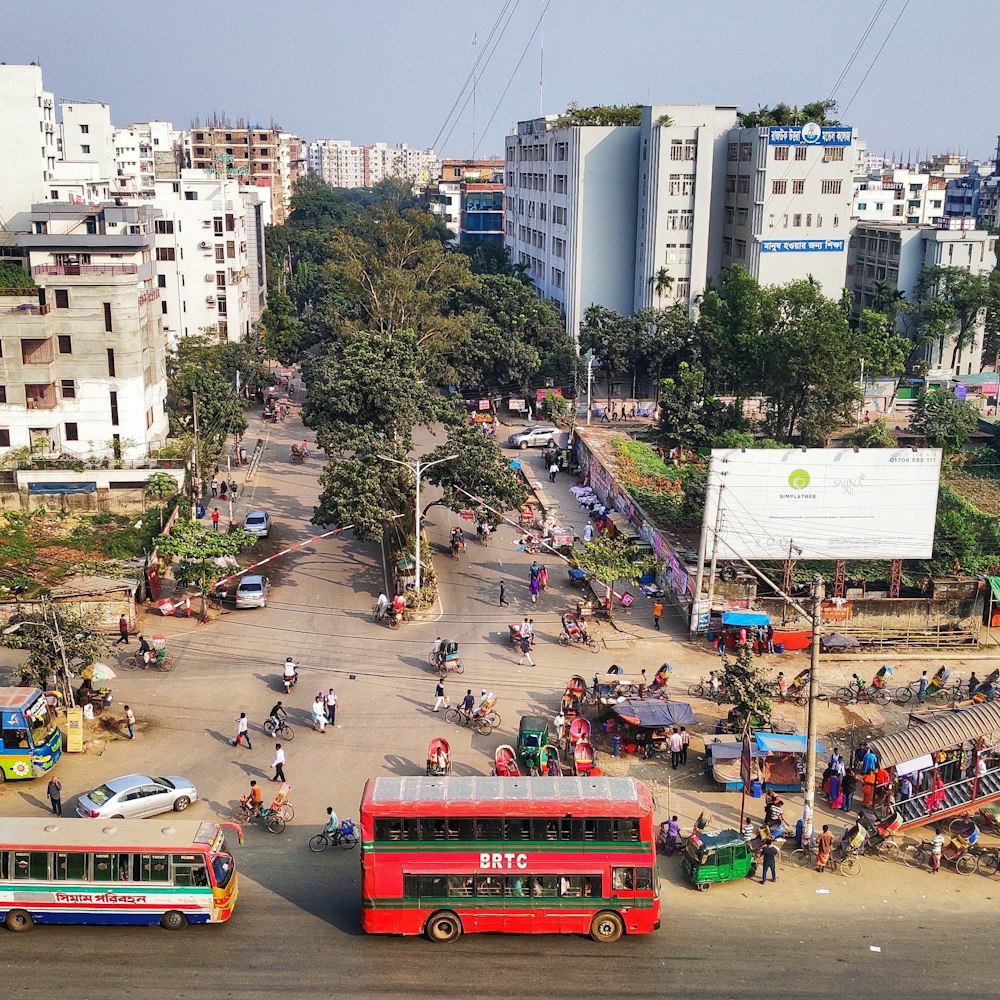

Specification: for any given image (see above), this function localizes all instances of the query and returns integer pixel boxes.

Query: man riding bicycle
[246,779,264,818]
[324,805,339,836]
[268,701,288,730]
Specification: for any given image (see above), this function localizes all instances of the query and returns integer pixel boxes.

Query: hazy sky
[6,1,998,162]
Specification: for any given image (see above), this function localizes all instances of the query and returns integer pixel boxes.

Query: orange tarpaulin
[773,630,811,651]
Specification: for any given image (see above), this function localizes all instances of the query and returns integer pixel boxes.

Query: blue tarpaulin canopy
[721,611,770,627]
[754,732,824,755]
[27,482,97,495]
[611,699,697,728]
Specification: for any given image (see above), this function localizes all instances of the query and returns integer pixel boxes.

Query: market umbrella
[820,632,860,652]
[79,662,116,682]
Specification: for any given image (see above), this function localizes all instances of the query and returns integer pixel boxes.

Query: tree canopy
[557,103,642,127]
[910,390,980,453]
[0,608,110,689]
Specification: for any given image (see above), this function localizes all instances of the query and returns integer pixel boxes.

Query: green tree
[0,608,110,690]
[539,389,571,423]
[658,363,710,451]
[578,306,642,407]
[910,390,980,452]
[557,103,642,126]
[302,330,437,454]
[312,454,412,542]
[573,534,655,621]
[720,641,773,731]
[422,421,528,519]
[261,289,305,365]
[154,519,256,606]
[843,419,897,448]
[287,173,354,230]
[910,266,992,369]
[167,335,248,467]
[144,472,179,530]
[454,242,529,279]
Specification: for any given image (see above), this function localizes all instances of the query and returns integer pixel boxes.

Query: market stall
[706,732,823,792]
[603,699,697,757]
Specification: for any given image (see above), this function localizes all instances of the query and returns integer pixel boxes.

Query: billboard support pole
[691,461,716,632]
[705,485,725,615]
[802,574,824,846]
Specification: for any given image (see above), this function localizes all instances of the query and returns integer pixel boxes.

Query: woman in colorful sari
[925,770,946,813]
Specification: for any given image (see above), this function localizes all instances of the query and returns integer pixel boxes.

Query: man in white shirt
[326,689,338,725]
[271,743,286,782]
[668,729,684,770]
[583,522,595,543]
[234,712,252,749]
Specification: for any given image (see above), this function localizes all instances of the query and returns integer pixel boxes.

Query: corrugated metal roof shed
[867,701,1000,768]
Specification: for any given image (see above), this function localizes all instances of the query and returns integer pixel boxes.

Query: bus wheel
[425,910,463,943]
[590,911,625,943]
[160,910,188,930]
[4,909,33,932]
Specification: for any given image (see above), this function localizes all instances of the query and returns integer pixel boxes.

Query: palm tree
[650,267,673,306]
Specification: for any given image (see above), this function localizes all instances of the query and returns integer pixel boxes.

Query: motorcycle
[282,660,299,693]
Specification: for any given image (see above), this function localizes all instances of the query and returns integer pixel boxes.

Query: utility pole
[856,357,865,428]
[802,574,824,845]
[585,357,595,426]
[192,392,201,520]
[46,599,74,709]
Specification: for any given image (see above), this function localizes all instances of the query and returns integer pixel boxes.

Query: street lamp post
[586,356,595,426]
[377,454,457,592]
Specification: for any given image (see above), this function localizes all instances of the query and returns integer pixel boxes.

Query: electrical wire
[840,0,913,116]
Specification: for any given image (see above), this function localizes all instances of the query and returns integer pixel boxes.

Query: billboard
[702,449,942,560]
[767,123,854,146]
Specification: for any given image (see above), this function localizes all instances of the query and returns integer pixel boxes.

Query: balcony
[21,339,54,365]
[25,384,58,409]
[33,264,138,277]
[138,287,160,305]
[2,301,49,316]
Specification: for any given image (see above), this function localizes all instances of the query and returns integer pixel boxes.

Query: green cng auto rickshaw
[517,715,551,774]
[680,829,755,890]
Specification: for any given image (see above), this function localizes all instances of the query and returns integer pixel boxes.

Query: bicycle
[262,717,294,741]
[790,843,862,877]
[895,679,963,705]
[835,684,890,706]
[687,679,726,702]
[125,649,174,672]
[903,840,977,875]
[230,801,288,834]
[446,705,501,735]
[308,819,359,852]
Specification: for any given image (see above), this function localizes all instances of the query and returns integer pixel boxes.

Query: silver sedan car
[76,774,198,819]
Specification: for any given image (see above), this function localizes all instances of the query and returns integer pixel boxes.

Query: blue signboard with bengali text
[767,123,853,146]
[760,239,845,253]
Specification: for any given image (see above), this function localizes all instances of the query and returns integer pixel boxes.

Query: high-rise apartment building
[0,65,57,229]
[504,116,641,341]
[0,203,168,461]
[428,159,504,242]
[147,173,260,346]
[634,105,739,313]
[848,219,997,376]
[853,169,947,224]
[59,101,115,179]
[307,140,440,190]
[112,121,183,200]
[720,123,857,297]
[186,125,300,224]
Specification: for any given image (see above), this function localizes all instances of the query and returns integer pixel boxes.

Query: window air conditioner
[199,241,210,249]
[206,296,216,306]
[205,274,215,282]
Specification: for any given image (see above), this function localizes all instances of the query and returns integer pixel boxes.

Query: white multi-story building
[852,169,947,225]
[848,219,997,376]
[46,161,111,206]
[504,116,640,341]
[720,122,858,297]
[633,105,739,314]
[147,172,258,346]
[59,101,115,179]
[307,139,440,189]
[0,202,168,462]
[112,121,182,200]
[0,64,57,229]
[240,187,269,324]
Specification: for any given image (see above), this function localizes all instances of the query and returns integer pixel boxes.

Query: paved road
[0,413,994,998]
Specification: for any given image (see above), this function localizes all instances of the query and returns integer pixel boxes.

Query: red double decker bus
[360,775,660,943]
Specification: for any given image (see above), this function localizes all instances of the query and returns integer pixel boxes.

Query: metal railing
[32,264,138,277]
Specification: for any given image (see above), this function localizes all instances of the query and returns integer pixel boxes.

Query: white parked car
[76,774,197,819]
[507,425,559,450]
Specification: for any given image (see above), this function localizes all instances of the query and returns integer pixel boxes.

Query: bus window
[560,875,583,896]
[404,875,445,897]
[475,875,502,896]
[505,818,530,840]
[446,817,474,841]
[0,852,7,879]
[374,818,399,841]
[93,852,130,881]
[476,817,503,841]
[447,875,473,897]
[635,867,653,891]
[583,876,598,897]
[505,875,527,896]
[401,818,423,841]
[139,853,170,882]
[55,851,88,881]
[12,851,49,880]
[210,852,234,889]
[529,876,557,897]
[173,854,209,887]
[531,818,558,841]
[582,819,597,841]
[2,728,29,749]
[615,819,640,842]
[611,867,634,891]
[424,819,446,841]
[595,819,615,841]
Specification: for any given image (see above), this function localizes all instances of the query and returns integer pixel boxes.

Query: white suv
[507,425,559,450]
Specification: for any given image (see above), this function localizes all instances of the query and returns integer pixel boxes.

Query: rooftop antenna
[539,0,545,116]
[472,32,478,158]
